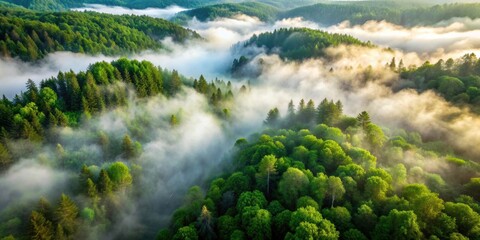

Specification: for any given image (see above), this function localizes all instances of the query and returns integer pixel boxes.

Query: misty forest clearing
[1,0,480,239]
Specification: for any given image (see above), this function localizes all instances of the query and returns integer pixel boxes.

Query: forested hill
[0,0,223,11]
[0,8,200,61]
[172,2,280,24]
[158,99,480,240]
[231,28,369,73]
[281,2,480,26]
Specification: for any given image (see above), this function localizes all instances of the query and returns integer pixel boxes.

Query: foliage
[0,8,199,61]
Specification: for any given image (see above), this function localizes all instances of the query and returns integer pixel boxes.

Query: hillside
[231,28,370,74]
[158,98,480,240]
[281,2,480,26]
[172,2,280,24]
[0,8,199,61]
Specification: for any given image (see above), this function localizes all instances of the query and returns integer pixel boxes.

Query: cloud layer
[71,4,187,19]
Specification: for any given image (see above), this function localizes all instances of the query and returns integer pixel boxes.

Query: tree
[98,169,113,194]
[107,162,132,189]
[241,207,271,240]
[310,173,328,204]
[356,111,371,130]
[327,176,345,207]
[342,229,368,240]
[169,70,182,96]
[444,202,480,236]
[278,168,309,208]
[373,210,422,240]
[354,204,377,237]
[54,194,79,235]
[173,226,198,240]
[322,207,352,231]
[30,211,54,240]
[170,114,178,127]
[365,176,389,202]
[287,100,295,123]
[122,134,136,159]
[264,108,280,127]
[0,142,12,169]
[256,155,277,195]
[197,206,216,240]
[237,190,267,212]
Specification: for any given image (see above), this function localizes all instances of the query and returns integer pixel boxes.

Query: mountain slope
[0,8,199,61]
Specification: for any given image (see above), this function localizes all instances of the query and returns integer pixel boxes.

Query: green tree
[107,162,132,189]
[197,206,215,240]
[173,226,198,240]
[373,210,422,240]
[54,194,78,235]
[327,176,345,208]
[278,167,309,208]
[237,190,267,212]
[241,206,272,240]
[256,155,277,195]
[30,210,54,240]
[97,169,113,194]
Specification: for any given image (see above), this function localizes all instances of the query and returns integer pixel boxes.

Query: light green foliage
[310,173,328,204]
[319,140,352,173]
[296,196,319,210]
[241,206,272,240]
[444,202,480,237]
[278,168,310,208]
[365,176,389,202]
[107,162,132,189]
[327,176,345,207]
[80,208,95,222]
[257,155,277,195]
[236,190,267,212]
[173,226,198,240]
[348,147,376,170]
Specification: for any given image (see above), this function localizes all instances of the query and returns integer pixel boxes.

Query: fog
[1,8,480,239]
[71,4,187,19]
[326,18,480,57]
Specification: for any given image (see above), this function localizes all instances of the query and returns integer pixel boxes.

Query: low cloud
[71,4,187,19]
[326,19,480,56]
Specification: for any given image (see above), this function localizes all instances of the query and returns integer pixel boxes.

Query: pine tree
[122,135,135,159]
[54,194,79,235]
[98,169,113,195]
[30,211,54,240]
[0,142,12,169]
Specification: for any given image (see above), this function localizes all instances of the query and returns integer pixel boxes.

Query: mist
[2,9,480,239]
[71,4,187,19]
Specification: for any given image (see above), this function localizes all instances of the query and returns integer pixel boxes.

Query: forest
[0,8,199,61]
[1,0,480,240]
[172,2,279,24]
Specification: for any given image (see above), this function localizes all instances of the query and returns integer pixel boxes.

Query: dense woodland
[157,98,480,240]
[231,28,370,74]
[281,2,480,26]
[172,2,279,24]
[395,53,480,112]
[0,0,323,11]
[0,59,241,239]
[0,8,199,61]
[1,1,480,240]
